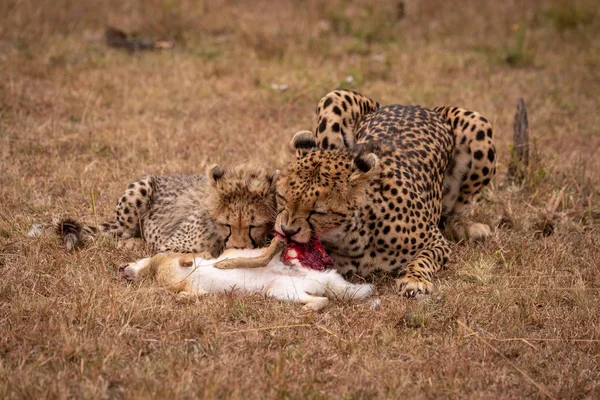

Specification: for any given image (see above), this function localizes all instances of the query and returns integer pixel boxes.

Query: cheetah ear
[207,164,225,188]
[289,130,317,157]
[350,153,379,184]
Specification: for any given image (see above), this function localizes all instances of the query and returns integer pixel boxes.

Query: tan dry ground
[1,1,599,399]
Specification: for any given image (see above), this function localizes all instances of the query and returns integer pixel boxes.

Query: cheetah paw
[117,238,145,250]
[395,277,432,298]
[467,223,491,241]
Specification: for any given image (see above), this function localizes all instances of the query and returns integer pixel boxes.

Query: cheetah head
[207,163,278,249]
[275,131,379,244]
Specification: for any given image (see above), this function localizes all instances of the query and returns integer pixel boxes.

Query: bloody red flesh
[275,233,334,271]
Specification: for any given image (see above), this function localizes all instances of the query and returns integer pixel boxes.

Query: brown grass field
[1,0,599,398]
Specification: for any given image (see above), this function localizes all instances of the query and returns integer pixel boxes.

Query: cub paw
[395,277,432,298]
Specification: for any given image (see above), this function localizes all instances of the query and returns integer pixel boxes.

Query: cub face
[207,164,278,249]
[275,131,379,244]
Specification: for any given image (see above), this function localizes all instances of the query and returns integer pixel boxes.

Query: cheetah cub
[56,163,278,256]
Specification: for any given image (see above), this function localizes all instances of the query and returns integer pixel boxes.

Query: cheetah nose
[281,225,301,239]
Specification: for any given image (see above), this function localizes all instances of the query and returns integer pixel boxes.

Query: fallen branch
[508,98,530,183]
[105,26,174,52]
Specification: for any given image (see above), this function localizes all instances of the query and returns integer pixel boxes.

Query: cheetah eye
[276,193,287,203]
[308,210,327,220]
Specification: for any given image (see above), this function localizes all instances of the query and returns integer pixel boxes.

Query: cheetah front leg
[396,229,450,298]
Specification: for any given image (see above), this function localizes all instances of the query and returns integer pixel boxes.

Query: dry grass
[1,0,599,398]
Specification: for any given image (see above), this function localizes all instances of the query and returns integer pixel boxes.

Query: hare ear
[289,130,317,157]
[350,153,379,184]
[207,164,225,188]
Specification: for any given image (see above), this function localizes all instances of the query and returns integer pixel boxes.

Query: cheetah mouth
[274,233,334,271]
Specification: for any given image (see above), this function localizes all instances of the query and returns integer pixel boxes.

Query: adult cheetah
[275,90,496,296]
[313,90,496,241]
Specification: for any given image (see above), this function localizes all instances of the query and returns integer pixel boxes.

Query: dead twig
[491,337,600,343]
[458,320,557,400]
[221,322,346,342]
[501,287,599,290]
[221,323,312,335]
[314,324,347,343]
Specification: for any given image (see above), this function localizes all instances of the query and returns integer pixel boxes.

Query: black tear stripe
[248,227,257,248]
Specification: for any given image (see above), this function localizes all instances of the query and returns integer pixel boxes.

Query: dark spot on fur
[318,118,327,133]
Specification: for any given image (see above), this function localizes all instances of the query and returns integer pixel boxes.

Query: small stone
[369,298,381,310]
[413,293,426,300]
[270,83,289,92]
[27,223,43,238]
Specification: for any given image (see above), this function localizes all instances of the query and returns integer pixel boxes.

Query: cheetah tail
[53,218,96,251]
[54,218,122,251]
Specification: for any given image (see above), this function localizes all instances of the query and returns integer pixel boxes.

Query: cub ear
[249,169,281,196]
[207,164,225,188]
[289,130,317,156]
[266,169,280,190]
[350,152,379,184]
